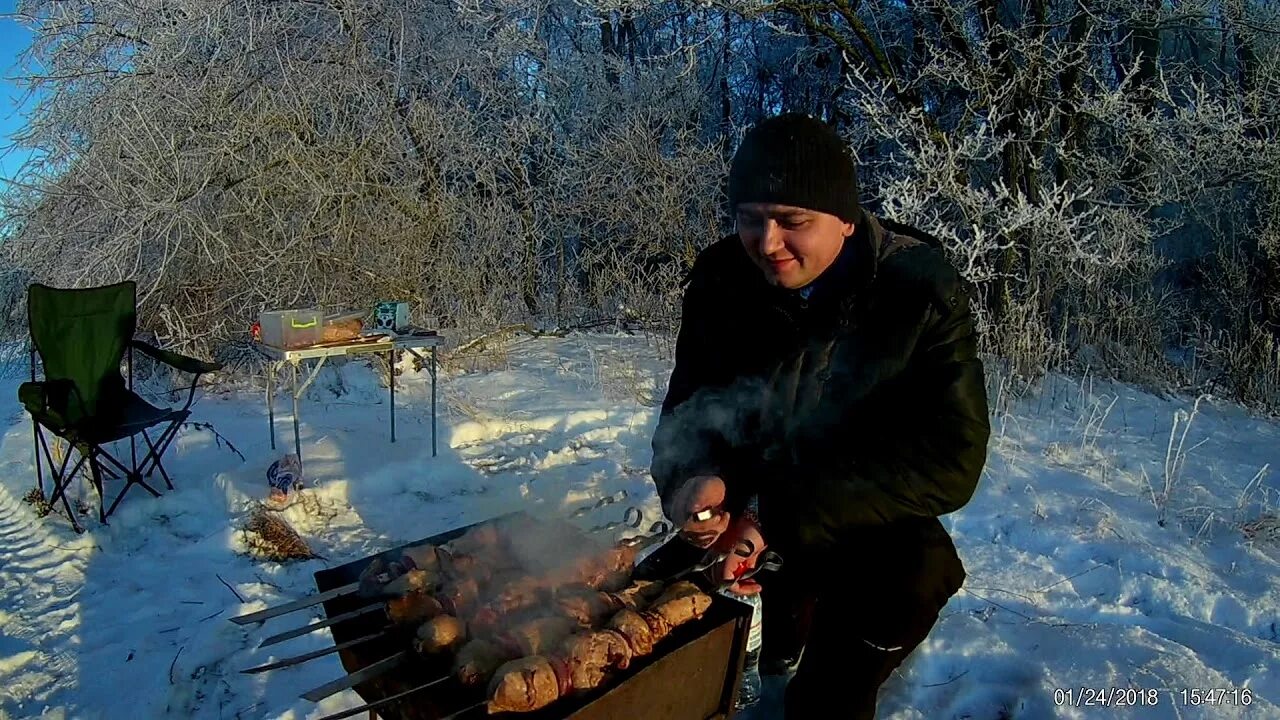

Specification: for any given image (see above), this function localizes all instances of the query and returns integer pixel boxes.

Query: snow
[0,332,1277,720]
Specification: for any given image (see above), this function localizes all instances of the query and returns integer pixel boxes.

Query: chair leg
[141,428,175,490]
[97,450,162,521]
[88,451,108,525]
[37,430,85,533]
[44,436,82,514]
[32,419,44,498]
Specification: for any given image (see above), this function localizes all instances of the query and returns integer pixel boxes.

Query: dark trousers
[765,518,966,720]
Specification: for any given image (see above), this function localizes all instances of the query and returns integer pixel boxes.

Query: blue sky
[1,0,35,184]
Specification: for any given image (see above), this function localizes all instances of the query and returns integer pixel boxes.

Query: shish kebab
[296,537,769,704]
[312,580,712,720]
[242,514,675,691]
[229,492,637,627]
[294,542,672,702]
[247,511,668,653]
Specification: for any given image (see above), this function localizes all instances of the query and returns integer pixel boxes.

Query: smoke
[650,341,852,491]
[502,516,610,577]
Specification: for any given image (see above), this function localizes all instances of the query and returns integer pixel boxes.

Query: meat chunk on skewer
[416,615,467,654]
[380,568,441,597]
[454,639,510,687]
[486,657,562,714]
[400,543,441,573]
[553,580,664,627]
[505,616,577,656]
[606,609,655,656]
[444,523,503,558]
[386,590,445,626]
[650,581,712,630]
[560,629,632,690]
[484,585,714,713]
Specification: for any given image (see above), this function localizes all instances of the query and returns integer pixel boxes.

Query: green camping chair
[19,282,222,531]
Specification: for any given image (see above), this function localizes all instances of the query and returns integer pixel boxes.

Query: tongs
[618,518,674,552]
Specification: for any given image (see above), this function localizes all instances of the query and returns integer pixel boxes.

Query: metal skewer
[299,651,410,702]
[312,674,454,720]
[228,581,361,625]
[256,520,664,655]
[259,603,386,648]
[233,495,633,626]
[240,630,389,673]
[585,505,644,534]
[567,490,628,518]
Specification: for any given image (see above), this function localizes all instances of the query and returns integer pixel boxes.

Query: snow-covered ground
[0,332,1277,720]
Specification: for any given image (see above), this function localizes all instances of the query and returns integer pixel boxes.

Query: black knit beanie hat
[728,113,860,223]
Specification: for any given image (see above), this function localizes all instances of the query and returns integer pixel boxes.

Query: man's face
[736,203,855,289]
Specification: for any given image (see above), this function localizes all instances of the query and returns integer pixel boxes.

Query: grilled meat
[505,616,576,656]
[415,614,467,654]
[553,580,664,627]
[606,609,654,656]
[400,543,440,572]
[386,590,445,626]
[650,581,712,630]
[380,568,440,597]
[486,657,562,714]
[560,629,632,690]
[484,585,714,712]
[454,639,510,687]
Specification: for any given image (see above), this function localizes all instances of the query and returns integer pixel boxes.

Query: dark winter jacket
[651,210,990,563]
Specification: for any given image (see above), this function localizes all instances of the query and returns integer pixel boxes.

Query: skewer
[241,630,388,673]
[299,651,410,702]
[618,521,672,551]
[567,490,628,518]
[232,500,636,626]
[584,506,643,534]
[228,582,361,625]
[258,604,386,648]
[311,675,453,720]
[261,521,669,652]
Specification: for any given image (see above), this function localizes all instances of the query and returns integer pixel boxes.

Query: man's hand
[666,475,731,548]
[719,517,766,595]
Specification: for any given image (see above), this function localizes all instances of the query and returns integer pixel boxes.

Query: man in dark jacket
[648,113,990,718]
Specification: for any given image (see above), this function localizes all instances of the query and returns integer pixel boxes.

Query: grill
[311,513,752,720]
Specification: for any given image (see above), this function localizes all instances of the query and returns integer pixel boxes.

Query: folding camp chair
[19,282,222,532]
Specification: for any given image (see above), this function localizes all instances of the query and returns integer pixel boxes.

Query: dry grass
[240,507,317,563]
[1240,514,1280,544]
[22,487,52,518]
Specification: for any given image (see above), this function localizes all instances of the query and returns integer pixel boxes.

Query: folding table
[256,333,443,464]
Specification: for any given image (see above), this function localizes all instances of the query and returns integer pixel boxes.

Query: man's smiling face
[736,203,855,289]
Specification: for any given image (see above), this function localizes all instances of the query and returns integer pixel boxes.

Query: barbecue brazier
[313,513,751,720]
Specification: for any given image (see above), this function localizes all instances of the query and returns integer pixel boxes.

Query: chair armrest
[19,380,81,430]
[131,340,223,375]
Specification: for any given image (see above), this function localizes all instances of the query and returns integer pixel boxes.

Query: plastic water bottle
[722,589,763,708]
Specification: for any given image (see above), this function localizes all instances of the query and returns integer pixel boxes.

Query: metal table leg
[431,346,437,457]
[291,361,302,462]
[267,362,277,451]
[389,349,396,443]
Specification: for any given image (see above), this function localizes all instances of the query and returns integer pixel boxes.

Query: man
[647,113,990,718]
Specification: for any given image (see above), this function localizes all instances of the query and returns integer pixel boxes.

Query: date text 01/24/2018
[1053,687,1253,707]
